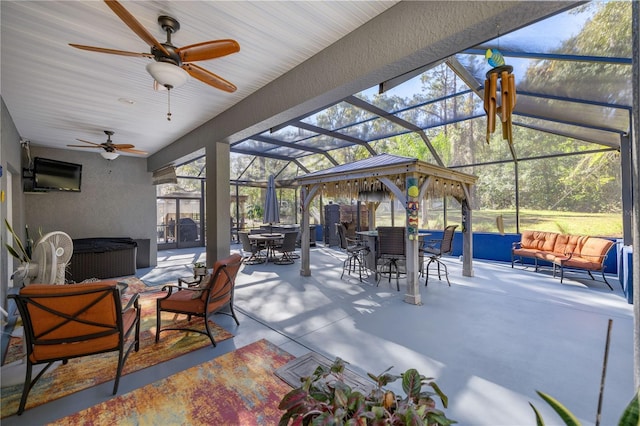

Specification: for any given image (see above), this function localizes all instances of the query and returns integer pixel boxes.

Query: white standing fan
[33,232,73,284]
[2,232,72,387]
[13,231,73,285]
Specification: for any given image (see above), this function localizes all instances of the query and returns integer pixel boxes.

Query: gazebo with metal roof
[296,153,478,305]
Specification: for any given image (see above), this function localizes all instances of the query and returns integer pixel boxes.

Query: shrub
[278,357,456,425]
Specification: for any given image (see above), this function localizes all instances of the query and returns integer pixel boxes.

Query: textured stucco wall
[24,146,157,266]
[1,97,27,301]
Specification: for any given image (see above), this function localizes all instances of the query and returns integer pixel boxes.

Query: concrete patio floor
[2,244,635,425]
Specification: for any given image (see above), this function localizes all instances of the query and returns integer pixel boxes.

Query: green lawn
[375,208,622,238]
[469,209,622,237]
[249,207,622,239]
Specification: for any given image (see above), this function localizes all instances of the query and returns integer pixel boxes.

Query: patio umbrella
[263,175,280,232]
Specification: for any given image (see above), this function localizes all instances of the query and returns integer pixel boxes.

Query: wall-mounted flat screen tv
[33,157,82,192]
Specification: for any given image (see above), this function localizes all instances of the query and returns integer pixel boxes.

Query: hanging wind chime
[483,48,517,145]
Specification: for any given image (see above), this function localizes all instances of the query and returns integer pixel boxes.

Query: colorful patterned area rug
[1,287,234,418]
[49,339,295,426]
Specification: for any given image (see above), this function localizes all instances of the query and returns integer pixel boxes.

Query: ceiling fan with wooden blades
[69,0,240,95]
[67,130,147,160]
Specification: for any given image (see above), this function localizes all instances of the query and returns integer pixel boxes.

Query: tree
[523,2,632,103]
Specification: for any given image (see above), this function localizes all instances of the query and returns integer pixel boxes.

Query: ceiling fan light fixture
[146,62,188,89]
[101,151,120,161]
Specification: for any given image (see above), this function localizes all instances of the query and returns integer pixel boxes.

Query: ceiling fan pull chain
[166,86,172,121]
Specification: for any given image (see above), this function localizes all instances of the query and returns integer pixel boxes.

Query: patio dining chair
[421,225,458,286]
[8,282,141,415]
[239,231,265,264]
[156,253,243,348]
[273,231,298,264]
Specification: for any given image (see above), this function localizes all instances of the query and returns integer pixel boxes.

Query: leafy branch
[4,219,31,263]
[530,388,639,426]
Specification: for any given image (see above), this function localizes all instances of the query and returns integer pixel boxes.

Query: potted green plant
[4,219,37,286]
[4,219,32,263]
[278,357,456,425]
[193,262,207,277]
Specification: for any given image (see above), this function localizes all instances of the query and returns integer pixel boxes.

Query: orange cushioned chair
[155,253,243,347]
[8,281,141,415]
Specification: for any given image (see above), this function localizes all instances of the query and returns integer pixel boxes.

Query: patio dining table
[248,233,284,263]
[355,230,431,273]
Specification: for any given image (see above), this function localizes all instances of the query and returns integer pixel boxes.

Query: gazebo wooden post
[300,185,319,277]
[368,202,376,231]
[301,206,311,276]
[379,176,421,305]
[405,235,421,305]
[405,172,422,305]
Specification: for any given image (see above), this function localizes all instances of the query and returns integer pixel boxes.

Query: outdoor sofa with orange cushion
[511,230,615,290]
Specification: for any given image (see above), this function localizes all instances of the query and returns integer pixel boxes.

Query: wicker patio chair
[274,231,298,265]
[376,226,405,291]
[239,231,265,264]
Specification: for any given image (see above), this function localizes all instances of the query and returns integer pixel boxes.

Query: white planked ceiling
[1,1,397,157]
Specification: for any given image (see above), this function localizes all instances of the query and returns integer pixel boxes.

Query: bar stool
[337,224,369,282]
[376,226,405,291]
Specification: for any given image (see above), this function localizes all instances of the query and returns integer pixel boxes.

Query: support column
[300,185,319,277]
[368,202,376,231]
[405,174,421,305]
[631,0,639,388]
[514,160,520,234]
[205,142,231,267]
[301,201,311,276]
[620,134,633,245]
[462,198,474,277]
[404,236,421,305]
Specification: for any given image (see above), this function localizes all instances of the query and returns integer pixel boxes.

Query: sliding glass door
[157,197,203,249]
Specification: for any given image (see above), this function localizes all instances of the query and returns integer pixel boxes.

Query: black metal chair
[421,225,458,286]
[239,231,265,264]
[337,223,369,282]
[156,254,243,348]
[9,282,140,415]
[376,226,405,291]
[274,231,298,265]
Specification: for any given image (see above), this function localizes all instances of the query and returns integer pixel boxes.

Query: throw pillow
[191,273,212,299]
